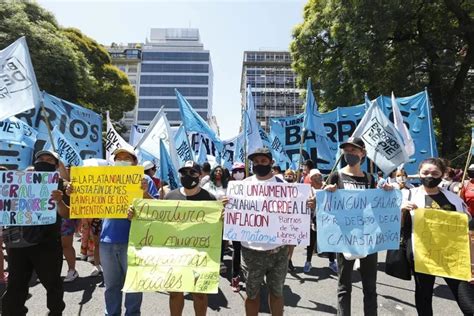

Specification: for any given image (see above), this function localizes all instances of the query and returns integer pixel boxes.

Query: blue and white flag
[352,99,409,174]
[303,78,332,161]
[196,139,208,165]
[175,89,223,152]
[0,37,41,121]
[391,92,415,157]
[0,116,37,148]
[245,86,263,155]
[159,138,179,190]
[220,134,241,170]
[44,127,83,166]
[135,107,178,170]
[233,132,246,163]
[129,124,147,147]
[105,111,133,161]
[259,126,291,168]
[174,125,193,167]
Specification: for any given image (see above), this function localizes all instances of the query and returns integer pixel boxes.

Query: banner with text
[0,171,59,225]
[224,181,312,246]
[123,199,223,294]
[69,166,143,218]
[316,189,402,256]
[414,208,471,281]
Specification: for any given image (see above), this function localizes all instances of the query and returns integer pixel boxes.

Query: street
[0,240,463,315]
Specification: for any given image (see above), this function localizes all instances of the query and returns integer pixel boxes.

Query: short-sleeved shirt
[165,188,216,201]
[424,192,456,212]
[326,171,376,190]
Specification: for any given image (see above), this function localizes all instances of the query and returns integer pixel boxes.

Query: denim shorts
[241,246,288,299]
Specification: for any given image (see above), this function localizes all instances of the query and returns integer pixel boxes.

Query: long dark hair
[210,165,229,189]
[418,158,447,175]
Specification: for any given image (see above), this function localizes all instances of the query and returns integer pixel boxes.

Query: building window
[142,52,210,62]
[137,110,207,121]
[138,98,208,109]
[141,63,209,73]
[139,87,208,97]
[140,75,208,85]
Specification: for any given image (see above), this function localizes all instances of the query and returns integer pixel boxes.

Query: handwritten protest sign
[414,208,471,281]
[0,171,59,225]
[70,166,143,218]
[223,181,312,246]
[123,199,222,294]
[316,189,402,256]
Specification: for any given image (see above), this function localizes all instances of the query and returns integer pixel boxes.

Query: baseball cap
[112,148,137,160]
[309,168,322,178]
[178,161,202,174]
[469,164,474,171]
[34,150,59,163]
[143,161,155,171]
[231,162,245,171]
[340,137,365,150]
[248,147,272,161]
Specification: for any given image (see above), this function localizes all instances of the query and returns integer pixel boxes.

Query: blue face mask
[115,160,132,167]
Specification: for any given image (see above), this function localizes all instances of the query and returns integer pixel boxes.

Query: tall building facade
[240,51,303,131]
[138,28,213,126]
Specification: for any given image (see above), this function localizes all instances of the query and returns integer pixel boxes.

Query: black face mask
[253,164,272,177]
[34,161,56,172]
[344,153,361,166]
[180,175,200,189]
[468,171,474,179]
[420,176,442,188]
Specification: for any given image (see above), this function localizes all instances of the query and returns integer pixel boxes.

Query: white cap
[309,168,322,178]
[143,161,155,171]
[469,164,474,171]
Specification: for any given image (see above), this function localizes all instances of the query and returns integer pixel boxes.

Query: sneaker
[231,276,240,292]
[87,256,94,263]
[79,254,88,261]
[303,261,312,273]
[64,269,79,282]
[220,263,227,274]
[288,259,295,272]
[354,259,361,271]
[90,265,102,277]
[329,261,338,273]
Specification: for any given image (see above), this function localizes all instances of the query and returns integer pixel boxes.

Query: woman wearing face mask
[402,157,474,316]
[228,162,245,292]
[324,137,393,316]
[395,168,414,190]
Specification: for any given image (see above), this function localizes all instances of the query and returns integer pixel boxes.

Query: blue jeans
[100,242,142,316]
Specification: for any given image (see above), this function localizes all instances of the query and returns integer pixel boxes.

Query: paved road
[0,240,463,315]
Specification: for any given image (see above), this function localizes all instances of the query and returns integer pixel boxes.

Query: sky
[38,0,308,139]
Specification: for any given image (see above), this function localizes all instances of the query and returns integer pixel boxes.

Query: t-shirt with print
[165,187,216,201]
[326,171,376,190]
[241,175,285,251]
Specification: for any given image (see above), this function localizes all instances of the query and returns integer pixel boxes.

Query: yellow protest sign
[123,199,223,294]
[69,166,144,218]
[414,208,471,281]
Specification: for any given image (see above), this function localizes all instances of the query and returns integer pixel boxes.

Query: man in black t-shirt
[2,150,70,316]
[165,160,216,316]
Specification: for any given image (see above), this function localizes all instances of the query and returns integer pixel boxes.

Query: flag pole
[296,129,305,181]
[40,92,56,152]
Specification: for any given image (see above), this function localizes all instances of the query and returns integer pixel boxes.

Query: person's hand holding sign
[324,184,337,192]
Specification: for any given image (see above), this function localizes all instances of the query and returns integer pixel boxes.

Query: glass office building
[240,51,303,131]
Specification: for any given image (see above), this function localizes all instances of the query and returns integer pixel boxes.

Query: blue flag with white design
[303,78,332,162]
[196,140,208,165]
[159,138,179,190]
[44,126,83,167]
[175,89,223,152]
[174,125,193,167]
[245,86,263,155]
[0,116,37,148]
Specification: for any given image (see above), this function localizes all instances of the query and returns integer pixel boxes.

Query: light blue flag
[303,78,333,162]
[0,116,37,148]
[196,140,207,165]
[174,125,193,167]
[233,132,246,163]
[175,89,223,152]
[316,189,402,256]
[259,126,291,169]
[159,138,179,190]
[44,126,83,167]
[471,127,474,155]
[245,86,263,155]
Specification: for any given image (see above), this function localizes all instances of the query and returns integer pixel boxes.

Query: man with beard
[2,150,70,316]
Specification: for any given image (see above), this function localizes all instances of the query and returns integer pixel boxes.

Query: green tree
[290,0,473,158]
[0,2,135,121]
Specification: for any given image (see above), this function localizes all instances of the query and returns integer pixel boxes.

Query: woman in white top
[401,157,473,316]
[202,165,228,200]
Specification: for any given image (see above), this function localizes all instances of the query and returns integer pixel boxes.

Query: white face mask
[233,171,245,180]
[396,176,406,183]
[115,160,133,167]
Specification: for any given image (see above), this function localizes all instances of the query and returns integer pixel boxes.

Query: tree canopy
[0,2,136,121]
[290,0,473,158]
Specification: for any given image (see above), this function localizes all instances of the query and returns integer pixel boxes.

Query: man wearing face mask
[241,147,288,316]
[324,137,388,316]
[2,150,70,316]
[164,160,217,316]
[98,148,156,316]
